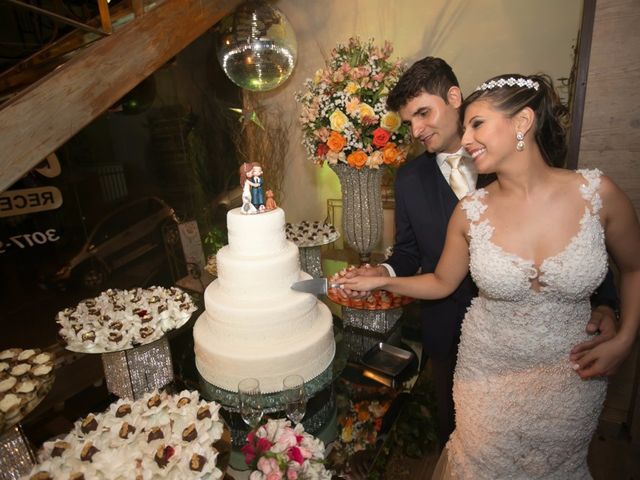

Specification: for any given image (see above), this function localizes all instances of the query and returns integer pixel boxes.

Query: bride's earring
[516,131,525,152]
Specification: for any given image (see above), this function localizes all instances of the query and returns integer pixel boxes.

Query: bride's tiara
[475,77,540,92]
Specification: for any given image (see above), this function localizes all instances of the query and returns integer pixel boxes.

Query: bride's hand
[570,305,617,360]
[336,275,386,294]
[572,335,634,379]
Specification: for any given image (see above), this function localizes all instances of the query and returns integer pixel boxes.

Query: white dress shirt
[436,148,477,195]
[382,147,478,277]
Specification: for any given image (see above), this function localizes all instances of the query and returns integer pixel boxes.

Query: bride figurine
[240,163,258,215]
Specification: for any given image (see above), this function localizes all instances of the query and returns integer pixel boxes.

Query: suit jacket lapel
[419,154,457,240]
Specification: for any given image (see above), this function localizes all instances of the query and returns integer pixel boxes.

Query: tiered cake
[193,208,335,393]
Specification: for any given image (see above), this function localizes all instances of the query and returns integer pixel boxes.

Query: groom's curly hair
[386,57,461,111]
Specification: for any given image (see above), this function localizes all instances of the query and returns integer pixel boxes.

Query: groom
[343,56,619,446]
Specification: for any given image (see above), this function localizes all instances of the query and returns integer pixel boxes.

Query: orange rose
[382,142,400,165]
[347,150,368,169]
[326,131,346,152]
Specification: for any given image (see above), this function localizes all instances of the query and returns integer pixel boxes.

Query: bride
[338,74,640,479]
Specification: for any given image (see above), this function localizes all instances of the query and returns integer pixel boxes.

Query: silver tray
[361,343,415,377]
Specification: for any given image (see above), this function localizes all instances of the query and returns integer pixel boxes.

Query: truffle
[51,441,71,457]
[80,442,99,462]
[115,404,132,417]
[81,415,98,434]
[153,445,174,468]
[196,406,211,420]
[189,453,207,472]
[119,422,136,439]
[182,423,197,442]
[147,393,161,408]
[147,427,164,442]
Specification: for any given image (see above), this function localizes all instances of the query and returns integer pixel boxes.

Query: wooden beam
[131,0,144,17]
[97,0,113,33]
[0,2,135,99]
[0,0,242,193]
[567,0,597,169]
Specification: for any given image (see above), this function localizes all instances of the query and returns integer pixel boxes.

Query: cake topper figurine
[265,189,277,211]
[240,163,258,214]
[240,162,275,214]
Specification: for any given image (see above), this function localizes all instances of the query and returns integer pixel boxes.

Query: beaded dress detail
[436,169,608,479]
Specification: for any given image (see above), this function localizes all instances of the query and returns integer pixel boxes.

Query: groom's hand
[570,305,618,377]
[338,264,388,298]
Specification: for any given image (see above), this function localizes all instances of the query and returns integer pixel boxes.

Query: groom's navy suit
[385,151,489,444]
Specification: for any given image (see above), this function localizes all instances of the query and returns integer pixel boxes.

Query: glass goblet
[283,374,307,424]
[238,377,263,428]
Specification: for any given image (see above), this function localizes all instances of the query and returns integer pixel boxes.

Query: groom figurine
[343,56,619,447]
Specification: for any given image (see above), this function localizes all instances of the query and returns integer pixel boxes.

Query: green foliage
[202,226,228,256]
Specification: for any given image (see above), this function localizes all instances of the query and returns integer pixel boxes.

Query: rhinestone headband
[475,77,540,92]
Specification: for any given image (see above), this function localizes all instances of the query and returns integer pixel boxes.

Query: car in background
[52,196,177,289]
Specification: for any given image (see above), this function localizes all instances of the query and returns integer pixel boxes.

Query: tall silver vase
[330,162,384,265]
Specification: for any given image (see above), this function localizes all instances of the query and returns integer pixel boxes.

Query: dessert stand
[285,221,339,278]
[100,336,174,399]
[0,348,56,480]
[58,287,196,400]
[0,425,36,480]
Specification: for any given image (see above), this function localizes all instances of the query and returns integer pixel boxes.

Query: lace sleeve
[577,168,603,214]
[461,189,488,222]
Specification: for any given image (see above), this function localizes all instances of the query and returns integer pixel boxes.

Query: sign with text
[0,186,63,218]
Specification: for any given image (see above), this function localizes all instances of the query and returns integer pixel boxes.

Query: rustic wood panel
[0,0,242,193]
[579,0,640,447]
[580,0,640,211]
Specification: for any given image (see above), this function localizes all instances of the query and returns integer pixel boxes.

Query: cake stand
[326,286,413,362]
[285,221,339,278]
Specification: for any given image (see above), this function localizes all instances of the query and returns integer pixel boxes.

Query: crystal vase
[330,162,384,265]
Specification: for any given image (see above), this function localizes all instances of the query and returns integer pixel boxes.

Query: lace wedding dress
[433,169,609,479]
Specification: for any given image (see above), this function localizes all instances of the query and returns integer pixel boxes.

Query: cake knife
[290,278,342,295]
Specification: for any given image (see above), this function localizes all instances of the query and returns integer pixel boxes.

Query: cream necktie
[446,154,468,199]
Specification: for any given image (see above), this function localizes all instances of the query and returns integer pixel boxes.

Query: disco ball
[216,0,297,91]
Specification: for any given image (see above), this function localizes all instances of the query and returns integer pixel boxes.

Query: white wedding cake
[193,208,335,393]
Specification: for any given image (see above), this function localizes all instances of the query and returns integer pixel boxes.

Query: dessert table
[15,290,437,480]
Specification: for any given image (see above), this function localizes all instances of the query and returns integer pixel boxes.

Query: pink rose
[241,442,256,464]
[257,437,273,453]
[288,446,305,465]
[372,127,391,147]
[287,469,299,480]
[258,457,281,475]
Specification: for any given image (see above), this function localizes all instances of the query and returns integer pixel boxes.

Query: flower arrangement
[241,418,332,480]
[338,399,391,455]
[295,37,412,170]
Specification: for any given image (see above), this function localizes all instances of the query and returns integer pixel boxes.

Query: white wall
[251,0,583,224]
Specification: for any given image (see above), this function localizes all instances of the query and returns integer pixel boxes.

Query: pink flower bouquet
[241,418,332,480]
